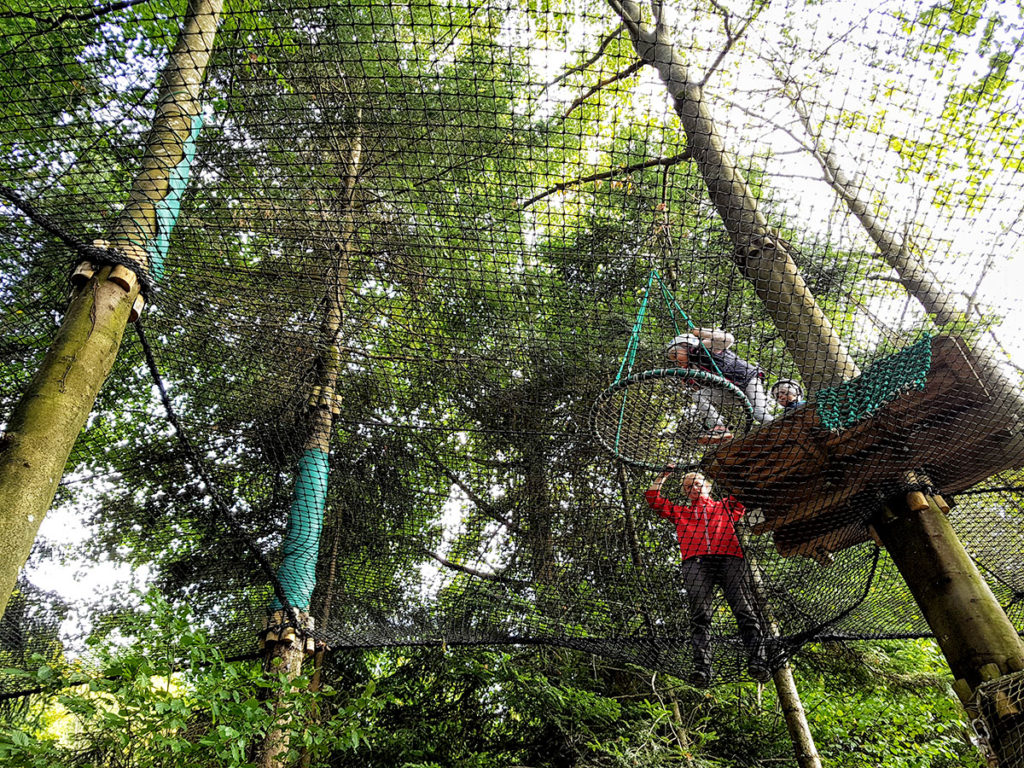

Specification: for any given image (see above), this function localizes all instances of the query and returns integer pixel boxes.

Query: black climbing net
[2,0,1024,694]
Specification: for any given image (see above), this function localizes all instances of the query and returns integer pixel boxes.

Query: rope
[133,320,301,629]
[0,183,157,297]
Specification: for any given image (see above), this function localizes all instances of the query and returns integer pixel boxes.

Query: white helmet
[771,378,803,398]
[666,334,699,354]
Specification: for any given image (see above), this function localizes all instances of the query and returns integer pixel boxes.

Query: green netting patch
[816,334,932,432]
[272,447,329,611]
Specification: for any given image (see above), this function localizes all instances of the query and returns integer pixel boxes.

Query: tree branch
[519,151,690,208]
[422,548,522,585]
[538,24,625,96]
[0,0,151,23]
[561,60,644,120]
[699,0,767,88]
[415,438,525,534]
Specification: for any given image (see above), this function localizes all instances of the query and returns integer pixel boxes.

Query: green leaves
[0,593,377,767]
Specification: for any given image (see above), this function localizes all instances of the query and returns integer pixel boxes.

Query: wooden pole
[0,0,223,619]
[739,528,823,768]
[872,492,1024,765]
[772,664,823,768]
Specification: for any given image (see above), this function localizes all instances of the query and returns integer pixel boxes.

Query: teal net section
[816,335,933,432]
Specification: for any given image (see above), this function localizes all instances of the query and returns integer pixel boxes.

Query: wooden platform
[705,336,1020,560]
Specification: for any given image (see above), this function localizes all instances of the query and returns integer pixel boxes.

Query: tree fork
[0,0,223,619]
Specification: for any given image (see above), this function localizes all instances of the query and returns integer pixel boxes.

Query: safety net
[1,0,1023,694]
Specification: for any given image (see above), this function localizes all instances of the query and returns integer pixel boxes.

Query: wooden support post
[871,492,1024,765]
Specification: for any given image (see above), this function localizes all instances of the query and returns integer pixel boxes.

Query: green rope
[615,270,657,384]
[613,269,731,452]
[816,333,932,432]
[614,269,725,384]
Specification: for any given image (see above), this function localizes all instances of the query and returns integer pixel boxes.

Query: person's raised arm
[695,327,735,353]
[648,465,674,495]
[645,463,679,519]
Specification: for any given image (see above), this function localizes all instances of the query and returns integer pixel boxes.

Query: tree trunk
[872,493,1024,690]
[783,88,959,327]
[872,491,1024,766]
[739,528,823,768]
[773,664,823,768]
[608,0,859,394]
[257,126,363,768]
[258,626,311,768]
[0,0,223,619]
[271,119,362,614]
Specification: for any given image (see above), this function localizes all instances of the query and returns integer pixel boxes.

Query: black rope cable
[0,183,157,297]
[777,544,883,652]
[133,319,302,630]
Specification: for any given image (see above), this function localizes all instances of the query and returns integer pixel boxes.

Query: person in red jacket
[646,465,769,686]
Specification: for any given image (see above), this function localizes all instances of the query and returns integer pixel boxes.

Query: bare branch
[649,0,665,27]
[519,151,691,208]
[538,24,625,96]
[415,438,524,534]
[0,0,151,25]
[422,548,522,584]
[561,60,645,120]
[700,0,769,89]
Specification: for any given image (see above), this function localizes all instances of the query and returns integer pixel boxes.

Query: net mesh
[972,670,1024,766]
[1,0,1024,695]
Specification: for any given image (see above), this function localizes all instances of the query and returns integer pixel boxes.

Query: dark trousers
[680,555,765,670]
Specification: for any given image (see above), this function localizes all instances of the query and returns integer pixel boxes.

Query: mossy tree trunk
[0,0,223,620]
[872,493,1024,690]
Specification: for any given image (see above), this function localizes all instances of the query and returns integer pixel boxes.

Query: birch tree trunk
[0,0,223,619]
[608,0,859,394]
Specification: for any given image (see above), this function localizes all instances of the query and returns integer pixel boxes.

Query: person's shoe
[689,666,713,688]
[697,425,733,445]
[748,658,771,684]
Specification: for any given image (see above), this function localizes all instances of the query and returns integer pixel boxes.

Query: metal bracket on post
[964,668,1024,767]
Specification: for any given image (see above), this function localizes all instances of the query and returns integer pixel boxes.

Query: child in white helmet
[770,379,805,413]
[666,328,772,444]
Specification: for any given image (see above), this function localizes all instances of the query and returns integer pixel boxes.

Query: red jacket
[645,489,746,560]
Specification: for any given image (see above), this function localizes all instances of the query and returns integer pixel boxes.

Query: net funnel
[590,368,755,470]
